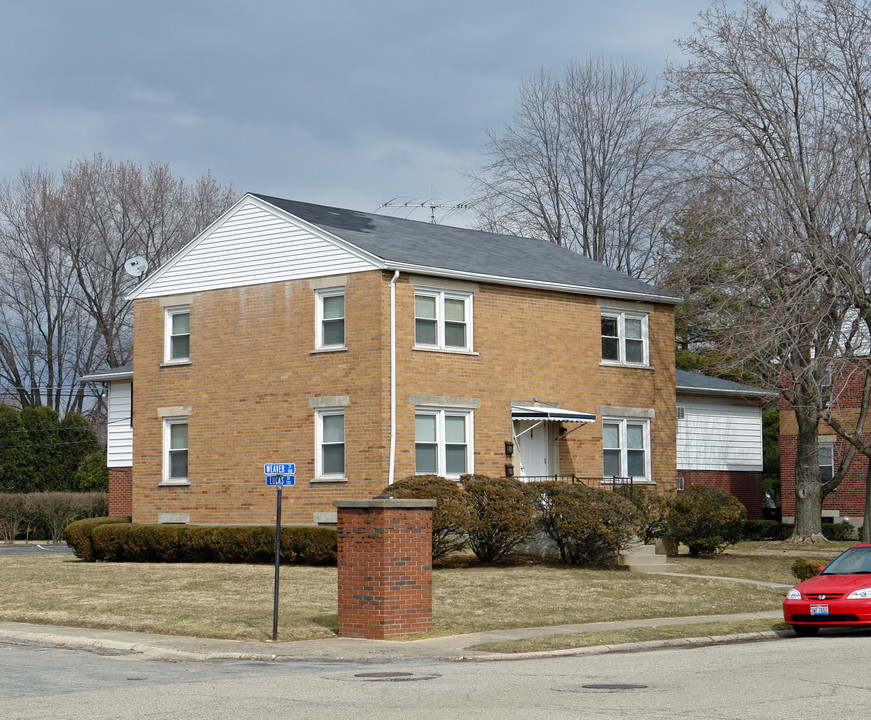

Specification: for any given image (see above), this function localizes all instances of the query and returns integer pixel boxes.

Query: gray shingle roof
[253,194,680,304]
[675,369,775,398]
[79,364,134,383]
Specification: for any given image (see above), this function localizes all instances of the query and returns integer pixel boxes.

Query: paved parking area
[0,543,73,556]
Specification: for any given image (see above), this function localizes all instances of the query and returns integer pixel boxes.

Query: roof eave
[384,262,682,305]
[676,385,776,399]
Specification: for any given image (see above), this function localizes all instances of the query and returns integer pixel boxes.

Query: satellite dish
[124,256,148,278]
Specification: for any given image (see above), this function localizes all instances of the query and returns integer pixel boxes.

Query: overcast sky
[1,1,741,226]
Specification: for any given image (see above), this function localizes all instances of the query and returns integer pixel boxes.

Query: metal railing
[516,475,635,497]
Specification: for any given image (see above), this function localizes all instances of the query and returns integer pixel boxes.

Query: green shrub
[460,474,533,563]
[742,519,792,541]
[792,557,822,581]
[65,516,131,560]
[72,450,109,492]
[629,486,669,544]
[72,521,337,564]
[823,523,857,541]
[663,484,747,556]
[526,481,640,567]
[386,475,470,559]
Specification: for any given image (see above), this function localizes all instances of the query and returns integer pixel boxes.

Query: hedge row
[65,517,337,565]
[742,519,859,542]
[0,492,108,543]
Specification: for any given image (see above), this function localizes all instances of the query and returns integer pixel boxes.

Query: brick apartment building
[84,192,682,526]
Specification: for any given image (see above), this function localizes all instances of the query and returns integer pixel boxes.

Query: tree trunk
[791,409,827,543]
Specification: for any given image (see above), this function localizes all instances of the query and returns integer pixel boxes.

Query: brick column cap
[333,499,436,509]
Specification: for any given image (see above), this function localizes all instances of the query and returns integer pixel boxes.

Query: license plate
[810,604,829,616]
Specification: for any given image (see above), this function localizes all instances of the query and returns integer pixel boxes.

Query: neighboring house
[83,192,681,526]
[780,367,869,526]
[675,370,774,519]
[79,364,133,516]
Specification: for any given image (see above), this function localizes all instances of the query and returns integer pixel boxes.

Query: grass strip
[467,619,789,653]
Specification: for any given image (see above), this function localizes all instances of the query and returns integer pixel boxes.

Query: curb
[0,625,793,664]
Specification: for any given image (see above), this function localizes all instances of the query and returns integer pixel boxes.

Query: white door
[514,421,554,479]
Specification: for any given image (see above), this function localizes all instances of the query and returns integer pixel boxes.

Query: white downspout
[388,270,400,484]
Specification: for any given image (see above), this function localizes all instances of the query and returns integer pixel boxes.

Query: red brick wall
[335,501,433,639]
[780,381,870,520]
[678,469,763,519]
[108,467,133,516]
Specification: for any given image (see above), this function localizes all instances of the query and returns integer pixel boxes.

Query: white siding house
[675,369,775,518]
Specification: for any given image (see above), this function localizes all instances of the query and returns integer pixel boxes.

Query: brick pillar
[333,498,435,639]
[108,467,133,516]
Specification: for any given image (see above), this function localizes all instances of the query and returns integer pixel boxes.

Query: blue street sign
[266,475,295,486]
[264,463,295,475]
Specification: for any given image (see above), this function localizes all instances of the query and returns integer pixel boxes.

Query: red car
[783,543,871,636]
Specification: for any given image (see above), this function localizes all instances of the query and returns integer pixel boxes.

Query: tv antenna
[124,256,149,282]
[378,187,473,224]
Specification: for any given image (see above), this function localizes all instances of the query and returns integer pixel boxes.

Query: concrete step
[619,542,678,573]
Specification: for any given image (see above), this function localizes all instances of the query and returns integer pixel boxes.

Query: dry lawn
[669,540,854,585]
[0,552,786,641]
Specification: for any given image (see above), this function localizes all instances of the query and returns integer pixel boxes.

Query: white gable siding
[107,381,133,467]
[676,396,763,472]
[134,199,378,298]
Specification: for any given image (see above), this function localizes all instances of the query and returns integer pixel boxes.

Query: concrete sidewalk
[0,610,788,664]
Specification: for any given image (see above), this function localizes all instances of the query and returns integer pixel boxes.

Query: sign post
[264,463,295,641]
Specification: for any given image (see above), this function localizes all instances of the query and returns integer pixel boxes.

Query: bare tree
[469,58,680,280]
[664,0,871,541]
[0,155,234,414]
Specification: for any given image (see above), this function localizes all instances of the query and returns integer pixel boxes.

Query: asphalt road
[3,630,871,719]
[0,543,73,556]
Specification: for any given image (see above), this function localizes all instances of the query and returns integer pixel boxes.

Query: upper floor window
[316,289,345,349]
[601,310,648,365]
[603,418,650,481]
[414,290,472,351]
[415,408,473,477]
[819,441,834,482]
[315,409,346,480]
[164,306,190,363]
[163,417,188,483]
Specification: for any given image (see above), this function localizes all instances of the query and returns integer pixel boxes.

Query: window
[415,408,473,477]
[601,310,648,365]
[603,418,650,480]
[819,442,834,482]
[316,409,345,479]
[316,289,345,349]
[164,306,190,362]
[414,290,472,351]
[163,418,188,483]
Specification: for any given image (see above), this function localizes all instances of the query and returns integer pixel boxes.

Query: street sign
[265,475,295,486]
[264,463,295,475]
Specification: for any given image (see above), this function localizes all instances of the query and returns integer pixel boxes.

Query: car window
[821,546,871,574]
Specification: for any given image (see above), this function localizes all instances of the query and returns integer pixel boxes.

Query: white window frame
[600,310,649,366]
[414,407,474,478]
[414,289,473,352]
[164,305,191,364]
[602,417,651,482]
[162,417,189,484]
[315,288,346,350]
[818,439,835,482]
[315,408,346,481]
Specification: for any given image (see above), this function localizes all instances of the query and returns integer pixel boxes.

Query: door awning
[511,405,596,424]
